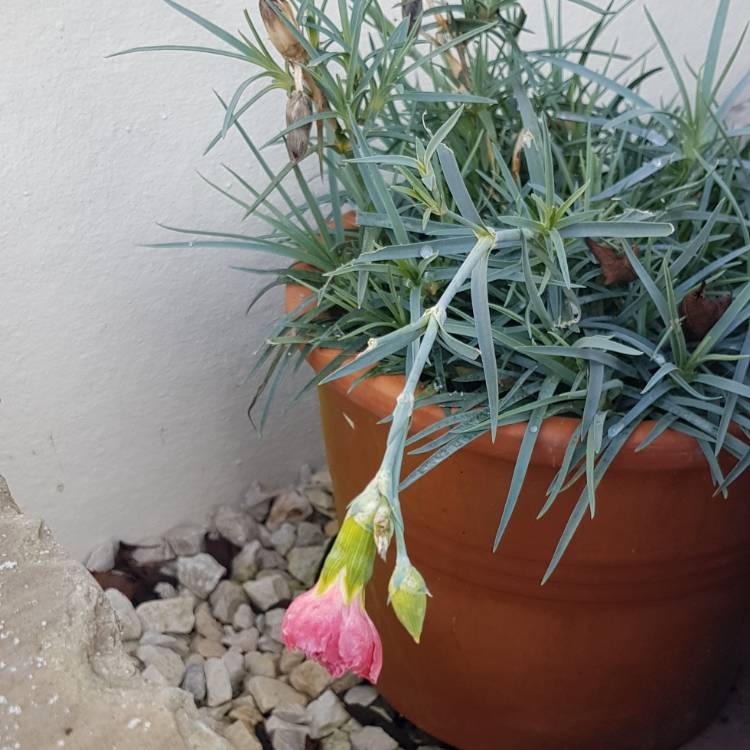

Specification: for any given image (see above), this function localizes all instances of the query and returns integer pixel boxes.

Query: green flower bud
[388,563,429,643]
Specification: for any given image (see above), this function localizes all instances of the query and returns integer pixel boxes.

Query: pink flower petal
[282,577,383,683]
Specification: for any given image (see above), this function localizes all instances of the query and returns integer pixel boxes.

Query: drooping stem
[372,228,522,565]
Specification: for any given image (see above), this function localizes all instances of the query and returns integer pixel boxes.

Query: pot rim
[285,278,716,471]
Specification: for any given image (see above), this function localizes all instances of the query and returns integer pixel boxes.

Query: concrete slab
[0,476,230,750]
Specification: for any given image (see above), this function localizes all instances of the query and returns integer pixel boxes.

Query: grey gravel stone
[137,644,186,686]
[242,481,274,516]
[155,581,179,599]
[259,548,288,571]
[343,685,378,707]
[330,672,362,694]
[249,500,273,524]
[266,715,309,750]
[257,524,274,548]
[223,647,246,692]
[166,522,206,556]
[233,603,255,630]
[232,540,263,581]
[310,467,332,488]
[290,660,333,699]
[196,601,225,640]
[279,648,306,674]
[244,573,291,611]
[295,521,326,547]
[305,487,336,518]
[206,657,234,707]
[264,608,286,642]
[196,637,227,659]
[245,676,308,714]
[131,536,174,564]
[140,630,190,657]
[214,505,259,547]
[258,634,284,655]
[203,702,234,721]
[350,727,398,750]
[306,690,350,739]
[321,730,352,750]
[272,704,308,724]
[183,661,208,702]
[266,491,313,530]
[228,694,264,728]
[245,650,277,678]
[186,651,206,667]
[85,538,117,572]
[177,553,227,598]
[105,587,142,640]
[224,720,263,750]
[287,545,327,586]
[223,627,260,653]
[211,580,249,623]
[270,523,297,556]
[136,594,195,633]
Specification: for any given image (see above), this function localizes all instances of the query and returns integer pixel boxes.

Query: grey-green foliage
[122,0,750,581]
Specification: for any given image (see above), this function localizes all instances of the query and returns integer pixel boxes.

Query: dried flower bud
[511,128,534,180]
[372,502,393,561]
[586,238,639,285]
[680,282,732,340]
[259,0,307,64]
[285,90,312,163]
[402,0,422,30]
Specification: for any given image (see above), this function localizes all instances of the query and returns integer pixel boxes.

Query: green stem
[374,229,521,564]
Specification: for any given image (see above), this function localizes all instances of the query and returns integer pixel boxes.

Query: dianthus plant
[116,0,750,680]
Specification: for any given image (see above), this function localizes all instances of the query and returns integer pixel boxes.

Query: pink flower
[282,574,383,683]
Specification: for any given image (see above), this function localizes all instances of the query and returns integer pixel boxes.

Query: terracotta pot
[285,280,750,750]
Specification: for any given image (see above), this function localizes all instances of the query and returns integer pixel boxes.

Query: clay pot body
[286,281,750,750]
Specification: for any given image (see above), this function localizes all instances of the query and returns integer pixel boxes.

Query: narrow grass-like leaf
[494,376,560,552]
[581,361,604,436]
[542,420,640,584]
[471,247,499,438]
[160,0,251,54]
[436,144,482,226]
[585,411,607,516]
[320,317,428,384]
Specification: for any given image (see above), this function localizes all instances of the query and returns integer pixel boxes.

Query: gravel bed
[87,466,452,750]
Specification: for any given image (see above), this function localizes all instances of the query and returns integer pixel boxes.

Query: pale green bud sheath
[317,515,376,601]
[316,478,383,601]
[389,561,429,643]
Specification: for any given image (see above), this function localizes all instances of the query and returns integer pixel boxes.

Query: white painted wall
[1,0,747,558]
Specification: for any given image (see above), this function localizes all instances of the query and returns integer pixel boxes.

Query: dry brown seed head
[259,0,307,63]
[285,90,313,162]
